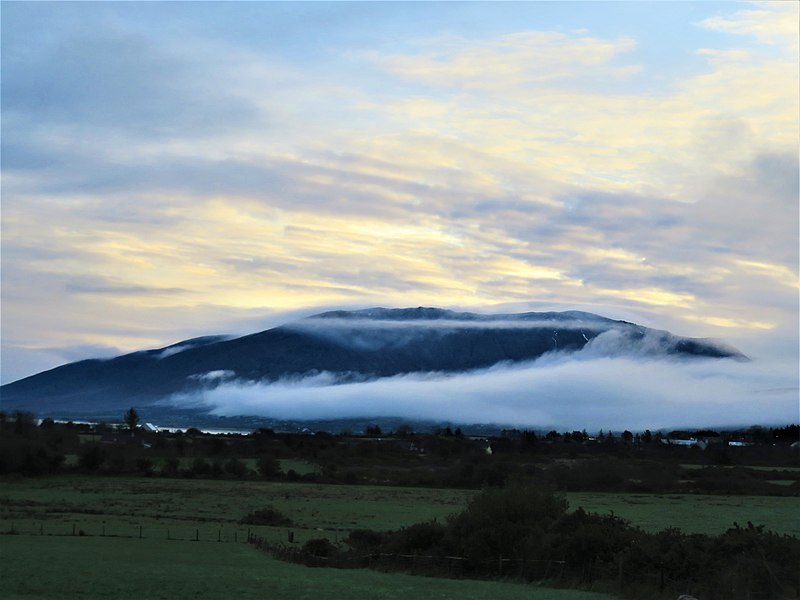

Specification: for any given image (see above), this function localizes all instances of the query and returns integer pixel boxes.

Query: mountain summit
[0,307,745,420]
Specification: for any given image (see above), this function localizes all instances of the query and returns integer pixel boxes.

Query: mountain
[0,307,745,421]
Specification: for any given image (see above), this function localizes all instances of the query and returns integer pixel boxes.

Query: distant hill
[0,307,745,420]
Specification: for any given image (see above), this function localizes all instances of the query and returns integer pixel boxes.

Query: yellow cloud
[371,31,637,89]
[596,287,696,308]
[684,314,775,330]
[698,2,799,52]
[736,260,800,287]
[353,3,796,199]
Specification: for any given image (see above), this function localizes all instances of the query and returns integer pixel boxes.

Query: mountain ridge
[0,307,746,420]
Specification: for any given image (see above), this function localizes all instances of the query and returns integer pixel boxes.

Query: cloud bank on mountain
[168,338,795,430]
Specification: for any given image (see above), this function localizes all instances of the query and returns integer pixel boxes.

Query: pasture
[1,475,797,599]
[0,536,621,600]
[2,476,797,541]
[566,491,800,536]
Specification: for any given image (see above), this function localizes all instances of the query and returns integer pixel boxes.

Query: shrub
[78,444,106,471]
[346,529,385,552]
[256,455,281,478]
[239,506,293,526]
[302,538,336,558]
[224,458,247,478]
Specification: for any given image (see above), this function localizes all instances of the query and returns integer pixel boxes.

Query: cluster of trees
[0,413,70,475]
[282,485,800,599]
[1,411,797,494]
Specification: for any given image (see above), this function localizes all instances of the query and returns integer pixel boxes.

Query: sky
[1,1,798,426]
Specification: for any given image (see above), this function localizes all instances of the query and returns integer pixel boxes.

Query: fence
[1,521,250,544]
[248,533,567,583]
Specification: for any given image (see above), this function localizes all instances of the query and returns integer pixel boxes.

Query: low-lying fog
[168,326,798,430]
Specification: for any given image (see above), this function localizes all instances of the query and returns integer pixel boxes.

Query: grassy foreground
[1,535,620,600]
[1,476,797,600]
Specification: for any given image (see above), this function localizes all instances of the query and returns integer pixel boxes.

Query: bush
[78,444,106,471]
[346,529,385,552]
[239,506,293,526]
[446,484,567,561]
[270,482,800,598]
[224,458,247,478]
[256,455,281,478]
[302,538,336,558]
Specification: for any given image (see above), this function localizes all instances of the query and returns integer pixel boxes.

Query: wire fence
[249,533,567,583]
[1,521,251,544]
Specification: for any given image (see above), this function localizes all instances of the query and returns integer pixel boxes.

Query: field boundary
[246,533,797,599]
[1,523,249,544]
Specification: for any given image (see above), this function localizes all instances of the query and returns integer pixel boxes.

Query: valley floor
[2,535,621,600]
[2,475,798,599]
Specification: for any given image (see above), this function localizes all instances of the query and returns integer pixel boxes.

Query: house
[661,438,707,450]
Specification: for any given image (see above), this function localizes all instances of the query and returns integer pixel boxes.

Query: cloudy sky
[2,1,798,419]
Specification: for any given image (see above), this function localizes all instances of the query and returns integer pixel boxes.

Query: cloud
[2,28,265,138]
[65,275,187,297]
[1,2,796,393]
[698,2,799,52]
[367,31,638,91]
[167,351,797,430]
[187,370,236,382]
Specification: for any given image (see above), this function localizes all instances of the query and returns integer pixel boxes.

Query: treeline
[1,412,797,496]
[269,485,800,599]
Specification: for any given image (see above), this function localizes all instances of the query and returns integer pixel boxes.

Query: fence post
[195,528,199,541]
[72,524,76,536]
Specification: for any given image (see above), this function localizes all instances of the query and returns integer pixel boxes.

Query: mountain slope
[0,307,744,418]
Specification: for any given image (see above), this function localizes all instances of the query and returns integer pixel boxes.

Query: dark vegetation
[239,507,294,527]
[264,485,799,599]
[1,410,798,599]
[1,412,796,494]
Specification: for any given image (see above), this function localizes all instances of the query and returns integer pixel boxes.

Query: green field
[0,476,470,546]
[567,491,800,536]
[2,475,798,599]
[0,536,620,600]
[3,476,798,542]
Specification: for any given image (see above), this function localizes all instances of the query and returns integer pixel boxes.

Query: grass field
[0,535,621,600]
[566,491,800,536]
[0,476,471,546]
[2,476,798,542]
[1,475,797,600]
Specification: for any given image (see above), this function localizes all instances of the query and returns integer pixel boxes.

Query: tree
[257,455,281,479]
[123,408,139,435]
